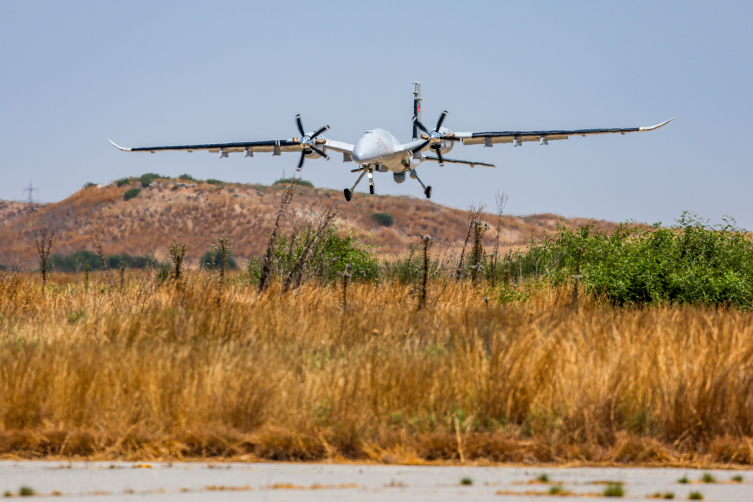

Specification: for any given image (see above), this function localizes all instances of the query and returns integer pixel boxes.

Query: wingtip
[108,139,131,152]
[640,118,675,132]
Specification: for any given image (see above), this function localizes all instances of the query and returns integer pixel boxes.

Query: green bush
[178,174,196,181]
[123,188,141,201]
[50,250,160,272]
[139,173,163,187]
[247,226,379,284]
[206,179,224,186]
[83,182,97,189]
[116,177,131,187]
[494,212,753,308]
[272,177,314,188]
[199,250,238,270]
[371,212,395,227]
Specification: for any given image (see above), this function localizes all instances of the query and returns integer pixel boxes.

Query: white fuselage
[350,128,451,173]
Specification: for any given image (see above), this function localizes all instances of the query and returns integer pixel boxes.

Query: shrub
[459,478,472,486]
[123,188,141,201]
[536,473,550,483]
[200,250,238,270]
[689,492,703,500]
[19,486,35,497]
[178,174,196,181]
[205,179,224,186]
[116,177,131,187]
[83,182,96,189]
[495,212,753,308]
[731,474,743,483]
[678,476,689,484]
[371,212,395,227]
[247,226,380,285]
[603,482,625,497]
[272,177,314,188]
[50,250,159,272]
[700,473,716,483]
[139,173,163,187]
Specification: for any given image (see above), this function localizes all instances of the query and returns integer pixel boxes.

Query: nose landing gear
[368,170,375,195]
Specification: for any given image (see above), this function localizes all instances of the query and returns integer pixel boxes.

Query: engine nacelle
[437,127,454,155]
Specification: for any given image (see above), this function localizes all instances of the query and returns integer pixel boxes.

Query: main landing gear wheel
[424,186,432,199]
[343,189,352,202]
[369,184,375,195]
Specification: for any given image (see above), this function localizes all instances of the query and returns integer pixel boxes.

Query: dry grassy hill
[0,178,619,269]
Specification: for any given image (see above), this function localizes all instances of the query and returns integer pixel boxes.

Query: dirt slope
[0,179,619,269]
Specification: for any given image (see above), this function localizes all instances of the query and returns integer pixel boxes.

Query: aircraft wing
[454,118,673,146]
[321,139,354,154]
[109,138,306,155]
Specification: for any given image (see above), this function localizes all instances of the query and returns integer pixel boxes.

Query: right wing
[108,138,354,155]
[109,138,305,154]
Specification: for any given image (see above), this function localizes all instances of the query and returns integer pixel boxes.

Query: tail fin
[412,82,422,141]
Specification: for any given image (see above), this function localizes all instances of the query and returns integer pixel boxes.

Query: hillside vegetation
[0,176,617,269]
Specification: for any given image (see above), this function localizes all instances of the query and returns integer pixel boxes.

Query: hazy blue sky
[1,1,751,227]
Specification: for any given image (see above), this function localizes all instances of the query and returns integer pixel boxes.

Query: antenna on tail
[412,81,422,142]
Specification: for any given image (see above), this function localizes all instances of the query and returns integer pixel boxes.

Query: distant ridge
[0,178,619,269]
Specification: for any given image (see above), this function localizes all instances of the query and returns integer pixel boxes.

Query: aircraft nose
[352,141,375,164]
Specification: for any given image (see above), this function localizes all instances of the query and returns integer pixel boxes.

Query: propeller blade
[436,148,444,166]
[297,150,306,171]
[311,125,330,139]
[436,110,448,130]
[311,146,330,160]
[413,117,430,134]
[411,140,430,154]
[296,114,305,137]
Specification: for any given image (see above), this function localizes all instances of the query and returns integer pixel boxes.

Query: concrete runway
[1,461,751,501]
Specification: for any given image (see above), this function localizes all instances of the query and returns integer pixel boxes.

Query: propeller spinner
[411,111,460,165]
[295,114,330,171]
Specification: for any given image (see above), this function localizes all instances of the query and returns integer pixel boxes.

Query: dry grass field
[1,269,752,466]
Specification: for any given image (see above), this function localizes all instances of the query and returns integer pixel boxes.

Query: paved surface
[1,461,752,501]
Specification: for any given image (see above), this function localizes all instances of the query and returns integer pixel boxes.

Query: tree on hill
[273,177,314,188]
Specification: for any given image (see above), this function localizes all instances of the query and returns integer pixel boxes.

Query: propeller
[294,114,330,171]
[411,110,461,165]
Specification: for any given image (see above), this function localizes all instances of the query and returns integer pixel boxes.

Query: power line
[23,181,38,203]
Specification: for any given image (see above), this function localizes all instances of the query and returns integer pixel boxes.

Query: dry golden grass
[1,270,752,465]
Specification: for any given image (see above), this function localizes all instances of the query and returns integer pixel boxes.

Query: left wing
[454,118,673,146]
[109,138,305,155]
[422,155,495,168]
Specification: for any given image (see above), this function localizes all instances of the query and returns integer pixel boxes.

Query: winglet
[108,139,131,152]
[640,118,674,132]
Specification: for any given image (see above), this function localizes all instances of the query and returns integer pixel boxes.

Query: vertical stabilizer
[412,82,422,141]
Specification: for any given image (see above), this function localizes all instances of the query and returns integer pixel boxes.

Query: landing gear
[369,185,375,195]
[368,170,375,194]
[344,168,368,202]
[405,164,432,199]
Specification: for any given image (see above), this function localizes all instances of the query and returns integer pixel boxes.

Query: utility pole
[23,181,38,203]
